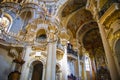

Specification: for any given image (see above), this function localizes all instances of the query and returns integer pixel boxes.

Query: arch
[109,19,120,50]
[61,0,87,17]
[0,13,13,32]
[35,28,47,45]
[36,29,46,38]
[113,37,120,76]
[114,39,120,66]
[76,20,95,37]
[31,61,43,66]
[67,29,73,39]
[55,0,70,17]
[63,7,86,28]
[25,55,46,80]
[66,8,93,38]
[28,57,45,79]
[20,10,33,21]
[31,61,43,80]
[28,56,46,68]
[77,21,98,46]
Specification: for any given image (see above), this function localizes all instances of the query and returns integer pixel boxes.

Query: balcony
[67,43,77,59]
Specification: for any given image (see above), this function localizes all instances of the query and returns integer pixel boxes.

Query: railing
[67,43,77,57]
[36,38,47,43]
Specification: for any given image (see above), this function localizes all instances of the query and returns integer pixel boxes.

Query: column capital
[59,29,70,46]
[47,31,58,43]
[70,38,79,50]
[48,23,58,33]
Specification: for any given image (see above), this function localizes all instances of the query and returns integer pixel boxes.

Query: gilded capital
[48,23,57,33]
[59,30,70,46]
[70,39,78,50]
[47,32,57,42]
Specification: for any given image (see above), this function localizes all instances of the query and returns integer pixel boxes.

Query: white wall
[0,48,13,80]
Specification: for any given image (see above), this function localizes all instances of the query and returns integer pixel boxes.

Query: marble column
[28,66,33,80]
[59,42,68,80]
[90,57,96,80]
[45,41,57,80]
[51,42,57,80]
[74,60,79,78]
[59,71,62,80]
[45,42,52,80]
[77,51,81,79]
[20,46,31,80]
[61,45,68,80]
[78,45,83,79]
[83,56,87,80]
[98,23,120,80]
[81,61,84,80]
[59,28,70,80]
[81,56,87,80]
[11,61,16,71]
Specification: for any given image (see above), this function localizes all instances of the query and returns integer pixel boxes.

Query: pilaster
[59,29,70,80]
[45,24,57,80]
[98,22,120,80]
[20,46,31,80]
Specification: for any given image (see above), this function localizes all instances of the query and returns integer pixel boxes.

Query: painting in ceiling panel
[78,22,98,36]
[62,0,87,17]
[67,9,93,38]
[83,28,104,56]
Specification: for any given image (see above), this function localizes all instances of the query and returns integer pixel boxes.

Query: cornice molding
[99,3,119,25]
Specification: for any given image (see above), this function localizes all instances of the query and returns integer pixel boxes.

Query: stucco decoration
[67,9,93,38]
[83,28,104,56]
[62,0,87,17]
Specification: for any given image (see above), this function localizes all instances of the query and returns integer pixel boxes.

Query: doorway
[31,61,43,80]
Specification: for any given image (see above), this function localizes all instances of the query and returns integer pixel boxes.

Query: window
[85,56,90,71]
[0,16,10,31]
[38,34,47,40]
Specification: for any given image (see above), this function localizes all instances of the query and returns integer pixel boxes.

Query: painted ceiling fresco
[62,0,87,17]
[78,22,97,36]
[77,22,105,56]
[67,9,93,38]
[83,28,104,56]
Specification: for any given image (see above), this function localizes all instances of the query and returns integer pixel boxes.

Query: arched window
[36,29,47,43]
[30,61,43,80]
[0,13,12,32]
[85,56,91,71]
[37,34,47,40]
[0,16,10,31]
